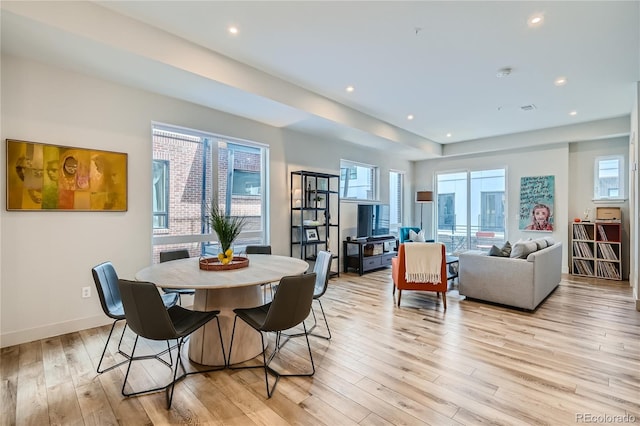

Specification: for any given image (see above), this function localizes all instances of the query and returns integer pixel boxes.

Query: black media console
[343,236,398,276]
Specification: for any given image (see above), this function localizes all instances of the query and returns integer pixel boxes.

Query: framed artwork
[519,175,554,231]
[305,227,319,241]
[6,139,128,211]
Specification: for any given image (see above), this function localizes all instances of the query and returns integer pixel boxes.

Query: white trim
[1,315,111,348]
[152,231,264,245]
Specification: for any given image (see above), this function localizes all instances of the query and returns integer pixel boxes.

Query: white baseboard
[1,314,111,348]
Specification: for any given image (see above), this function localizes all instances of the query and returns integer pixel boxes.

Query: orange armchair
[391,243,448,309]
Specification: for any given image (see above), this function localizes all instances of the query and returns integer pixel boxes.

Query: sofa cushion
[510,240,538,259]
[488,241,512,257]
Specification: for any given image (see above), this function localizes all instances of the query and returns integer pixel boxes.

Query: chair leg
[264,322,315,398]
[302,299,330,340]
[280,299,331,343]
[121,319,225,409]
[121,335,139,396]
[122,336,184,398]
[442,292,447,310]
[227,316,240,366]
[260,332,276,398]
[166,337,187,409]
[397,289,402,307]
[229,316,315,399]
[97,319,129,373]
[314,299,332,340]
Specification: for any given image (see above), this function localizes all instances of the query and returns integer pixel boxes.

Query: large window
[389,170,404,234]
[436,168,506,253]
[594,155,624,200]
[340,160,377,201]
[151,124,268,262]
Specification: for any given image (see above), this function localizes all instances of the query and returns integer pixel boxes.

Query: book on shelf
[597,224,608,241]
[597,261,620,280]
[573,259,594,276]
[572,241,593,258]
[573,223,592,240]
[597,243,618,261]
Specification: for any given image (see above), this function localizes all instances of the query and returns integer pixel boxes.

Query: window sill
[592,199,626,204]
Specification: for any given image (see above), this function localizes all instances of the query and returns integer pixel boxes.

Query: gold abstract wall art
[6,139,128,211]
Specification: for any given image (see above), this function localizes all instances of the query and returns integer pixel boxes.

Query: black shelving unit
[290,170,340,277]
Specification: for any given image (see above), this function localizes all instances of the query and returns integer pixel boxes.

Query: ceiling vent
[520,104,537,111]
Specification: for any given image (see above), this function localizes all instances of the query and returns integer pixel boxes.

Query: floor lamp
[416,190,433,231]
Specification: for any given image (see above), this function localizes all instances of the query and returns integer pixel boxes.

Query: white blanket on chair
[404,242,441,283]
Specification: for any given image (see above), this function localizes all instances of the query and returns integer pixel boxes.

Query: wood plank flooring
[2,271,639,425]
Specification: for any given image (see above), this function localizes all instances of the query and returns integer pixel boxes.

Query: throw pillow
[489,241,512,257]
[500,241,512,257]
[488,245,502,256]
[408,229,426,242]
[534,239,547,250]
[510,240,537,259]
[544,236,555,246]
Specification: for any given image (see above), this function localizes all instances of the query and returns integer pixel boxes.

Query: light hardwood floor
[2,271,639,425]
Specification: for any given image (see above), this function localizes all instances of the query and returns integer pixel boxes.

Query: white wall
[0,54,412,347]
[569,137,630,278]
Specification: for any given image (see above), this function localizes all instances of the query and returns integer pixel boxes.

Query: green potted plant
[208,203,246,264]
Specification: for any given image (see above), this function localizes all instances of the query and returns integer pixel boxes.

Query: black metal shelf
[290,170,340,277]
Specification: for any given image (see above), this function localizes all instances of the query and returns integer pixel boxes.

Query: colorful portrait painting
[519,175,554,231]
[6,139,127,211]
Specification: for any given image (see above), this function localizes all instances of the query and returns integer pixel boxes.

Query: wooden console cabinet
[343,237,397,275]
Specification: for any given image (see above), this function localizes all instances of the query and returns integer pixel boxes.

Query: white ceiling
[2,1,639,160]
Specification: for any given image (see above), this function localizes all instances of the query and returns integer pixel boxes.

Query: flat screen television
[357,204,390,237]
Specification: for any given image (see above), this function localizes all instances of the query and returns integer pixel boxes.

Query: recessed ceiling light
[528,14,544,27]
[569,111,577,116]
[496,67,512,78]
[554,77,568,86]
[345,85,355,93]
[407,114,414,120]
[446,133,452,138]
[228,26,238,35]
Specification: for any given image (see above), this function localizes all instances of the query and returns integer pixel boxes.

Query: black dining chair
[118,279,226,409]
[282,250,333,343]
[227,273,316,398]
[245,245,272,255]
[306,250,333,339]
[159,249,196,305]
[245,245,274,299]
[91,261,179,373]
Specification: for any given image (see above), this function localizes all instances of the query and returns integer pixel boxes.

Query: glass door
[436,168,505,253]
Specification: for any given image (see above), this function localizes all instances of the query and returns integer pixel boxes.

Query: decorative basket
[199,256,249,271]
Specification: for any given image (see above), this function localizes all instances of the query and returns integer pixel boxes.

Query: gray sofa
[458,241,562,310]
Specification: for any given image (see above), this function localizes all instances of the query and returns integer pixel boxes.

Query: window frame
[151,123,269,257]
[435,168,506,253]
[152,159,169,229]
[389,170,404,234]
[594,155,625,201]
[339,159,378,201]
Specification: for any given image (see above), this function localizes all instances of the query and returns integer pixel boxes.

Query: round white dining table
[135,254,309,366]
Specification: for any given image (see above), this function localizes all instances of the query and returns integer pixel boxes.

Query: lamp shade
[416,191,433,203]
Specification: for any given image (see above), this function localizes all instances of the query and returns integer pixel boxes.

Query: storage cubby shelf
[570,221,621,280]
